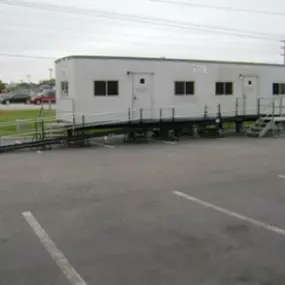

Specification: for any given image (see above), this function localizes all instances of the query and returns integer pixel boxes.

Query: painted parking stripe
[22,211,87,285]
[173,191,285,236]
[278,175,285,179]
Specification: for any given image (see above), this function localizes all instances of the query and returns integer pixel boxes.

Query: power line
[150,0,285,16]
[0,39,279,61]
[0,40,279,60]
[0,0,283,41]
[0,54,56,59]
[2,22,280,48]
[3,20,282,46]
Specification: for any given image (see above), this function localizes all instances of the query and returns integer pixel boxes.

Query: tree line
[0,79,56,93]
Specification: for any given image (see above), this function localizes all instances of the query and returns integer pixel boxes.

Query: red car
[31,90,56,104]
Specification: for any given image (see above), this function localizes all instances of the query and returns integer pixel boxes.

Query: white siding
[55,57,285,124]
[55,58,76,122]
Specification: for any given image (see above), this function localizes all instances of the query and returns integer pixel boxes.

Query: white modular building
[55,56,285,124]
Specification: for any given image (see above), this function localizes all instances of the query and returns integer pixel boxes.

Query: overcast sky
[1,0,285,82]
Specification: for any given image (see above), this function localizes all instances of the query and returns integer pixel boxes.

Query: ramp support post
[140,108,143,123]
[235,121,241,133]
[82,115,85,127]
[204,105,208,118]
[217,104,223,137]
[272,100,276,137]
[280,96,283,116]
[235,98,239,116]
[40,119,46,150]
[257,98,261,116]
[41,119,45,141]
[218,104,221,119]
[34,119,39,141]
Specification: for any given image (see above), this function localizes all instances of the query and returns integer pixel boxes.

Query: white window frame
[94,80,119,96]
[174,81,195,96]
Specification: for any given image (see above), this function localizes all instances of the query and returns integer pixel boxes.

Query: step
[260,118,273,122]
[247,128,260,135]
[250,126,263,132]
[247,131,259,137]
[272,117,285,122]
[255,121,267,127]
[259,117,285,123]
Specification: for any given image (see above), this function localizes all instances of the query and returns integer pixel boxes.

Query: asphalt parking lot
[1,137,285,285]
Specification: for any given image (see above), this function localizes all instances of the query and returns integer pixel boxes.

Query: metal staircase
[247,96,285,137]
[246,117,275,137]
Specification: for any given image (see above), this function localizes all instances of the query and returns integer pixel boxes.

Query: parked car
[31,90,56,104]
[39,84,55,92]
[0,90,31,104]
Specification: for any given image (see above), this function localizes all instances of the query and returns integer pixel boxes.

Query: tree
[0,80,5,92]
[39,78,55,86]
[17,82,34,89]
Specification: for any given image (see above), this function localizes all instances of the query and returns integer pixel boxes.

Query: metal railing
[2,97,284,147]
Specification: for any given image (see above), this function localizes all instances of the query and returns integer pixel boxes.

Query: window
[175,82,185,95]
[248,80,252,85]
[186,82,194,95]
[225,82,233,95]
[48,91,55,97]
[94,81,119,96]
[14,93,26,99]
[140,78,145,84]
[273,83,285,95]
[107,81,118,96]
[281,84,285,94]
[94,81,106,96]
[60,81,69,97]
[215,82,224,95]
[175,81,195,95]
[273,83,279,95]
[216,82,233,96]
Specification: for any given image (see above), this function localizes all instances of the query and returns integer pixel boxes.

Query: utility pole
[281,40,285,65]
[48,68,53,80]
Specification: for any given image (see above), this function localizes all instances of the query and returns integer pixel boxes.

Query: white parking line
[173,191,285,236]
[278,175,285,179]
[22,212,87,285]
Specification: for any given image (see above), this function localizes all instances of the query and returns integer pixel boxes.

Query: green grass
[0,109,55,136]
[0,109,254,137]
[0,110,118,137]
[84,128,121,134]
[222,122,253,129]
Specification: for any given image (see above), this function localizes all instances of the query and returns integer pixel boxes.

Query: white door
[242,76,259,115]
[132,73,153,119]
